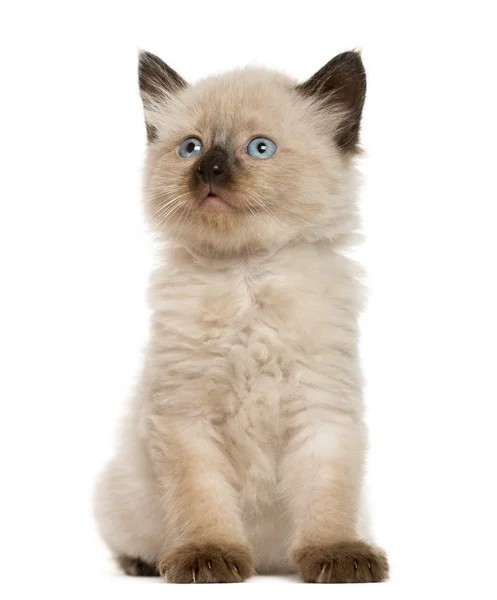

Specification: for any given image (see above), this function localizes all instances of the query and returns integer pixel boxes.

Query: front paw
[158,543,254,583]
[293,540,389,583]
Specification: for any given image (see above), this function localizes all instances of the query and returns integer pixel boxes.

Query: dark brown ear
[297,51,366,153]
[138,51,187,142]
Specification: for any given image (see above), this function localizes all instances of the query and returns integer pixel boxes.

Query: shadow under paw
[294,540,389,583]
[158,543,253,583]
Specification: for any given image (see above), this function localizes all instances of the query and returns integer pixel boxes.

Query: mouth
[202,192,231,211]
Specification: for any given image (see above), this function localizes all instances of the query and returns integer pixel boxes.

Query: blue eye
[246,137,277,159]
[178,137,202,158]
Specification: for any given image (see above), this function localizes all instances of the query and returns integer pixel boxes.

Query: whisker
[154,202,183,229]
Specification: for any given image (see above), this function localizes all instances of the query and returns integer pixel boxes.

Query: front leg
[149,415,254,583]
[281,398,389,583]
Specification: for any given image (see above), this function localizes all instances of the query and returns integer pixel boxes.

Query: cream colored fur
[94,56,380,578]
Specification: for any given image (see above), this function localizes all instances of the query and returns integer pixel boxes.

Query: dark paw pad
[158,543,253,583]
[294,540,389,583]
[117,555,159,576]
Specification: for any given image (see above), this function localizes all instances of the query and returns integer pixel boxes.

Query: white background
[1,1,496,598]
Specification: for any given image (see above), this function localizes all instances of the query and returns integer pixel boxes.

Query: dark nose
[197,162,224,183]
[196,146,230,185]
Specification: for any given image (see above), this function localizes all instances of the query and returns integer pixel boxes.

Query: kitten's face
[140,52,365,256]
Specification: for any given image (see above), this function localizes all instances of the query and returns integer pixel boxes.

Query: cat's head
[139,50,366,256]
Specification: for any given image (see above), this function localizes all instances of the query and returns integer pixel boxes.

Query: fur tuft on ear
[297,51,366,153]
[138,51,187,142]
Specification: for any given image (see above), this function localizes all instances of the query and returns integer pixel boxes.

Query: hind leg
[117,555,159,577]
[94,441,166,572]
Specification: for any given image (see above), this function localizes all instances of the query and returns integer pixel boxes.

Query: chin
[157,205,290,257]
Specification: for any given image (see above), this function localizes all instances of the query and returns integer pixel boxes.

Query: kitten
[94,49,389,583]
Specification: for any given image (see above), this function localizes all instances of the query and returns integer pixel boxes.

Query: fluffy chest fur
[146,243,363,511]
